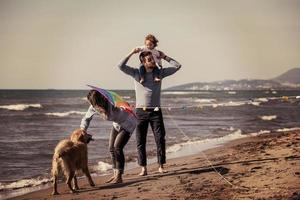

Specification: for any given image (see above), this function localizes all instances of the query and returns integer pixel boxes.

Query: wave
[0,177,50,191]
[0,161,112,195]
[259,115,277,121]
[276,127,300,132]
[166,129,246,154]
[227,91,236,94]
[0,104,42,111]
[249,101,261,106]
[249,130,271,136]
[94,161,112,172]
[166,125,300,157]
[211,101,247,108]
[45,111,86,117]
[163,91,211,95]
[249,127,300,136]
[254,98,269,102]
[194,99,216,103]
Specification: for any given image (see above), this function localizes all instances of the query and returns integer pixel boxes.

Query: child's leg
[139,65,146,83]
[153,66,162,82]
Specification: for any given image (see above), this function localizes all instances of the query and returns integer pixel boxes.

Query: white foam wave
[249,101,261,106]
[45,111,86,117]
[276,127,300,132]
[0,177,50,191]
[166,129,246,154]
[228,126,235,131]
[95,161,112,172]
[249,130,271,136]
[228,91,236,94]
[194,99,216,103]
[259,115,277,121]
[166,144,182,153]
[0,104,42,111]
[296,96,300,99]
[212,101,246,108]
[163,91,210,95]
[255,98,269,102]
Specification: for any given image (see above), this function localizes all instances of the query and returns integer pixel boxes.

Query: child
[138,34,163,83]
[80,90,137,184]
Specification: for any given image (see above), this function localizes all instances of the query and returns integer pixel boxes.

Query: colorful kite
[87,85,135,115]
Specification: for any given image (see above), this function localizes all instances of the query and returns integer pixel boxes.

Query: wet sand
[9,130,300,200]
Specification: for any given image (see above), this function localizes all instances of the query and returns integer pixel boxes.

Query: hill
[168,68,300,90]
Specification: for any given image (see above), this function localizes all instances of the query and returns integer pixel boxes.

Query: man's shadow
[77,165,229,193]
[73,154,300,194]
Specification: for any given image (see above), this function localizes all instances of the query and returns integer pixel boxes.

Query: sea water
[0,89,299,198]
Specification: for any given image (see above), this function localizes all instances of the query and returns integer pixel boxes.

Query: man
[118,48,181,175]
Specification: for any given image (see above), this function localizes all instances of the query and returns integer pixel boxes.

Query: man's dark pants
[135,108,166,166]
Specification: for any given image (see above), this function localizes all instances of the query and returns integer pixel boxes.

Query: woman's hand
[80,128,87,135]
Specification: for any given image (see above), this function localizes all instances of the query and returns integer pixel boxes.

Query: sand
[8,131,300,200]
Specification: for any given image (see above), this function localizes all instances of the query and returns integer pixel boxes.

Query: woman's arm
[80,105,96,131]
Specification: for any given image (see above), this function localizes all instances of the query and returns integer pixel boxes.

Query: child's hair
[145,34,159,47]
[139,51,153,63]
[87,90,109,114]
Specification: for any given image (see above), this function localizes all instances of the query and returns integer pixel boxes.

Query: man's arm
[80,105,96,131]
[160,52,182,78]
[118,48,140,78]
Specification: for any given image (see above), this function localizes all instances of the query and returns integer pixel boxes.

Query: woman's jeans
[109,127,131,174]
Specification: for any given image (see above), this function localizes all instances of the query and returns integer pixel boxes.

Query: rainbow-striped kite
[87,85,135,115]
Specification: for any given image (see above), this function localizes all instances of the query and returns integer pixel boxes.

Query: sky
[0,0,300,89]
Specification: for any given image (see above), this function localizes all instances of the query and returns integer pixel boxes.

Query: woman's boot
[105,169,116,183]
[112,169,123,184]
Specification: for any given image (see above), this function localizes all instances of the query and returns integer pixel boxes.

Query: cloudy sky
[0,0,299,89]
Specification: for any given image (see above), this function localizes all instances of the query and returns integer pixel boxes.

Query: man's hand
[131,47,141,55]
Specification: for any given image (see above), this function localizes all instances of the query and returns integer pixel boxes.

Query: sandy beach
[8,130,300,200]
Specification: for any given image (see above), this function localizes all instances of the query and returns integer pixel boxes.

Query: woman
[80,90,137,183]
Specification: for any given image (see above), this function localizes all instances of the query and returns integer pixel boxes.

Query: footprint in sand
[250,166,262,173]
[294,172,300,176]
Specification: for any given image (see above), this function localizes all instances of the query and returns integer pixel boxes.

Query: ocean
[0,89,300,199]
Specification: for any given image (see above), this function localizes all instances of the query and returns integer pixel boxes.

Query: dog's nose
[87,134,94,142]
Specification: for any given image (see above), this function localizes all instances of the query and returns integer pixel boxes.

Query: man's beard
[147,64,156,69]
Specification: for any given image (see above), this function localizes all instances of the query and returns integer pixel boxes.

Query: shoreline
[1,128,247,199]
[6,130,300,200]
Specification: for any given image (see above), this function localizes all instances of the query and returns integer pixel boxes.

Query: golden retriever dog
[51,129,95,195]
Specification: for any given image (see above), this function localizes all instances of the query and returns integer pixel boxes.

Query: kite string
[164,108,234,187]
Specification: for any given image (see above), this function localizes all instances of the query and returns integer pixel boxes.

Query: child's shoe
[140,78,145,84]
[154,77,161,82]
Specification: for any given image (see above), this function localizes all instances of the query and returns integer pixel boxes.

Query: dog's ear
[77,132,85,143]
[70,129,85,143]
